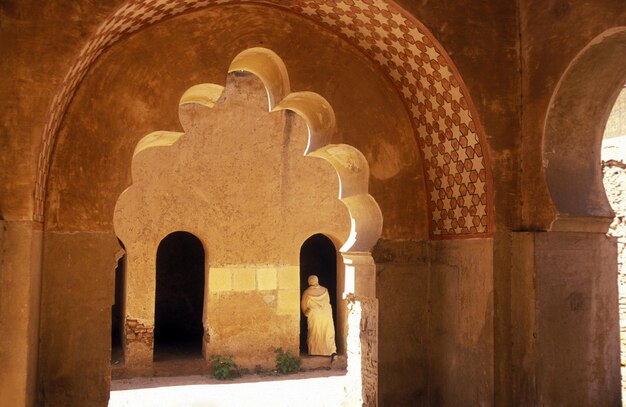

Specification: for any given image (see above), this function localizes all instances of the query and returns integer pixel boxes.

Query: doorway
[154,231,205,361]
[299,233,338,355]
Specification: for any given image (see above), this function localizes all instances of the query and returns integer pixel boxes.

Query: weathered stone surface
[603,130,626,395]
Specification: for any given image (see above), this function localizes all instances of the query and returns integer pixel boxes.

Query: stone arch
[544,27,626,231]
[35,0,493,238]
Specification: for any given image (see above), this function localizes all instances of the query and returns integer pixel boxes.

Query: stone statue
[301,275,337,356]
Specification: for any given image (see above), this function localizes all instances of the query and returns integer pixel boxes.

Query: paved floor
[109,371,347,407]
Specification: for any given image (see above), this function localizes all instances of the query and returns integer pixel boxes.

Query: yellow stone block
[209,268,232,292]
[257,267,277,290]
[233,268,256,291]
[278,266,300,289]
[277,289,300,315]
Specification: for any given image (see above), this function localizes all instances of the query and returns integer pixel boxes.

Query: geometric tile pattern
[34,0,492,238]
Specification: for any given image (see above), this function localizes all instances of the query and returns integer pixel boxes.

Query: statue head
[307,275,319,286]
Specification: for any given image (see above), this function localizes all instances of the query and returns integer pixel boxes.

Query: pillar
[342,252,378,406]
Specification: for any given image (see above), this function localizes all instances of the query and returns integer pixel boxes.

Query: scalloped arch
[34,0,493,238]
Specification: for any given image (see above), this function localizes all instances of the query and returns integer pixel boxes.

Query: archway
[544,28,626,231]
[34,0,492,239]
[154,231,205,361]
[299,234,338,355]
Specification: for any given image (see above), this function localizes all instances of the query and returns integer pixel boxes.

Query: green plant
[210,354,239,380]
[254,364,264,374]
[275,347,301,374]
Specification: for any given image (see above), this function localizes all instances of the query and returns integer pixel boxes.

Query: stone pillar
[342,252,378,407]
[0,220,42,407]
[511,230,621,406]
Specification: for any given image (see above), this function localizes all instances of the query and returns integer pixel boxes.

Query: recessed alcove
[299,233,338,355]
[153,231,205,362]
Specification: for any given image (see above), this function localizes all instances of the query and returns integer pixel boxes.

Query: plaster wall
[0,221,42,407]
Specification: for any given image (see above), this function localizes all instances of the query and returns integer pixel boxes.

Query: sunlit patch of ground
[109,370,346,407]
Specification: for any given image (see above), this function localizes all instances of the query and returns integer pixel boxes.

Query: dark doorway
[154,231,205,361]
[111,243,125,364]
[299,234,337,354]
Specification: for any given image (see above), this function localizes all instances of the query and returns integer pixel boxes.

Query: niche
[154,231,205,361]
[299,233,338,354]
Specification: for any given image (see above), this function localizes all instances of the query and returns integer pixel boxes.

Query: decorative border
[34,0,493,238]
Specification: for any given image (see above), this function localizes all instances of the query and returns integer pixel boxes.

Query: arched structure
[113,47,382,403]
[544,27,626,231]
[508,26,626,407]
[34,0,493,239]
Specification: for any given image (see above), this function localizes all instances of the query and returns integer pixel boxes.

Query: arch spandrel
[37,0,493,239]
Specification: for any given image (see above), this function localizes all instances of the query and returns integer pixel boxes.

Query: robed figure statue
[301,275,337,356]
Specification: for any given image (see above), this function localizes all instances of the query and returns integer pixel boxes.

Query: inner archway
[299,234,338,355]
[154,231,205,361]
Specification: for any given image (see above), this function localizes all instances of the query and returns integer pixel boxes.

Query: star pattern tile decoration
[34,0,493,238]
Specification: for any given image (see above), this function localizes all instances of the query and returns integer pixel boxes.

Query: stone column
[510,229,621,406]
[342,252,378,407]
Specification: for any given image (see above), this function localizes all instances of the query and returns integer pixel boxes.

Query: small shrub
[275,347,301,375]
[254,364,264,374]
[210,354,239,380]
